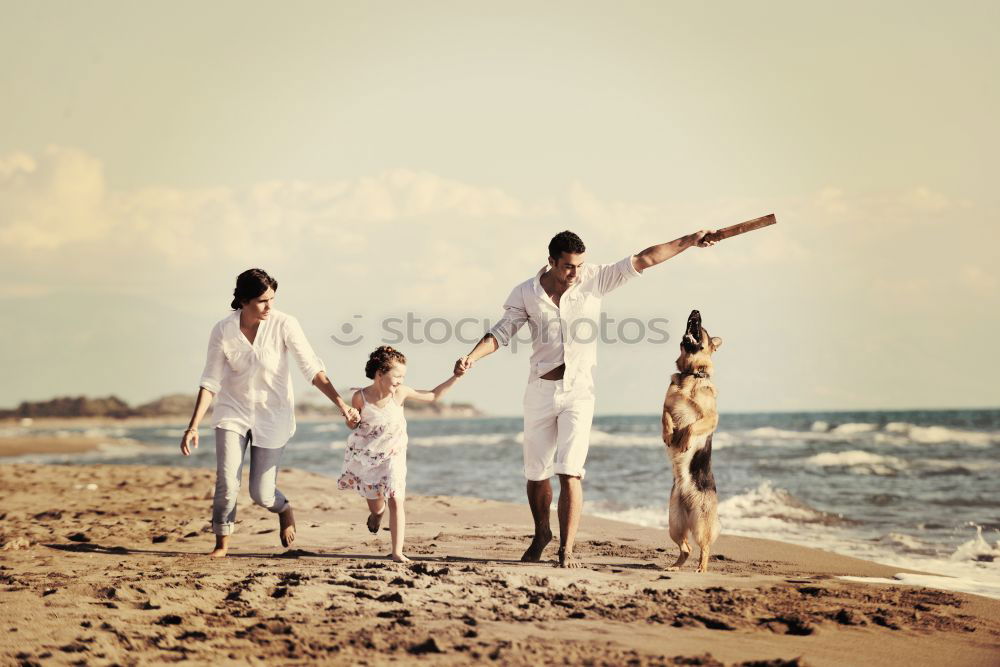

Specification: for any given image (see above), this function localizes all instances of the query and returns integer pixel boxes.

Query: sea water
[10,408,999,596]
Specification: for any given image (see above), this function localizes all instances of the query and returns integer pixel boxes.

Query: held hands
[692,229,717,248]
[453,355,472,376]
[342,406,361,429]
[180,428,198,456]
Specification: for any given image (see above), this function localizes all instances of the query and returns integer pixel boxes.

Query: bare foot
[520,528,552,562]
[557,547,582,569]
[390,553,411,563]
[279,506,296,548]
[367,510,385,534]
[208,536,229,558]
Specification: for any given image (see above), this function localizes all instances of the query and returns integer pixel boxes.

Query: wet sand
[1,463,998,666]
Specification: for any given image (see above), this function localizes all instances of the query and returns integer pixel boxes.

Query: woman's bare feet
[557,546,582,569]
[390,552,411,563]
[279,505,296,548]
[208,535,229,558]
[520,528,552,562]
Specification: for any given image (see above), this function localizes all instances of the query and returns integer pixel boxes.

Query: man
[455,229,716,568]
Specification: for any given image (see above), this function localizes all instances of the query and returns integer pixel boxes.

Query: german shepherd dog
[661,310,722,572]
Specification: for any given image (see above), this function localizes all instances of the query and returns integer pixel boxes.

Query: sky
[2,1,998,415]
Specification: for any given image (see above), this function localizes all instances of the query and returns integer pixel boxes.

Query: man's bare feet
[557,546,582,569]
[520,528,552,562]
[390,552,411,563]
[367,509,385,534]
[279,505,296,548]
[208,535,229,558]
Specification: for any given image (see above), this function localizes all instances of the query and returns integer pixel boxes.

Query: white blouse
[199,309,326,448]
[488,255,642,393]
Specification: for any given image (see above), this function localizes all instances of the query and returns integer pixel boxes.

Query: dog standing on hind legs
[662,310,722,573]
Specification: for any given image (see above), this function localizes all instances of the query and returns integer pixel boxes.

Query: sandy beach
[1,461,997,666]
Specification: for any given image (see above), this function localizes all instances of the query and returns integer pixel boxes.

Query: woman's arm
[345,390,364,429]
[180,387,215,456]
[398,373,463,404]
[313,371,361,424]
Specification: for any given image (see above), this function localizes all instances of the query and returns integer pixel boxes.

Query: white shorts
[522,379,596,480]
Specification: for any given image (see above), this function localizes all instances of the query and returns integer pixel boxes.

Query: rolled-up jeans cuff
[212,522,235,536]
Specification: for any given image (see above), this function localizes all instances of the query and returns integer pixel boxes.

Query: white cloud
[0,146,110,249]
[1,146,997,411]
[960,265,998,293]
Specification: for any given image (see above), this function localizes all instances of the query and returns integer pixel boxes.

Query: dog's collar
[680,370,710,379]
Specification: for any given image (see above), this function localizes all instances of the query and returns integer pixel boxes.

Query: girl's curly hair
[365,345,407,379]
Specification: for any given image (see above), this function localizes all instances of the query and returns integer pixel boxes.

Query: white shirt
[489,255,642,392]
[199,309,326,448]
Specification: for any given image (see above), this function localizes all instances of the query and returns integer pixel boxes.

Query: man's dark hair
[548,230,586,261]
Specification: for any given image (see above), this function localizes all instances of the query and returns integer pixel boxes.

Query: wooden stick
[704,214,776,243]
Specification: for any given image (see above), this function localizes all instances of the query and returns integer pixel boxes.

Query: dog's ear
[710,336,722,351]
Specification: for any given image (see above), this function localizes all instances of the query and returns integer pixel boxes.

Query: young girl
[338,345,463,562]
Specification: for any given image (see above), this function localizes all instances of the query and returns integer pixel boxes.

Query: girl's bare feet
[208,535,229,558]
[390,552,411,563]
[279,505,296,548]
[367,509,385,534]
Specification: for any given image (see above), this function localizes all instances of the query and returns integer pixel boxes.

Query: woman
[180,268,360,558]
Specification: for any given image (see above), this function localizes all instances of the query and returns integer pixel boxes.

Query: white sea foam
[718,481,853,526]
[408,433,515,447]
[804,450,904,467]
[810,421,829,432]
[881,422,997,446]
[951,524,1000,563]
[588,492,1000,598]
[839,574,1000,600]
[802,450,906,475]
[589,430,664,447]
[830,422,878,435]
[744,426,805,439]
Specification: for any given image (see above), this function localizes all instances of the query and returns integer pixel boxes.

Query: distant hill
[1,395,133,419]
[1,393,483,420]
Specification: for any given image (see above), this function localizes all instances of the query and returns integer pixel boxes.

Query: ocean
[6,408,999,596]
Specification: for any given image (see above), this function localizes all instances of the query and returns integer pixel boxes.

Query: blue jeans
[212,428,288,536]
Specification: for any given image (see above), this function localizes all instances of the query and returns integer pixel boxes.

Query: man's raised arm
[632,229,716,272]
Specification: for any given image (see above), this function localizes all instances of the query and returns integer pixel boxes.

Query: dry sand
[1,462,998,666]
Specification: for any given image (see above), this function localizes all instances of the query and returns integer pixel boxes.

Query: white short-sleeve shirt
[199,309,326,448]
[488,255,642,392]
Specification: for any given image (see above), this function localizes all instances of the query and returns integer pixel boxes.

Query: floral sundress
[337,388,408,499]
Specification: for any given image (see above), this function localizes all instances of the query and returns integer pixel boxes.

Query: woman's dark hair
[548,230,586,261]
[231,268,278,310]
[365,345,407,379]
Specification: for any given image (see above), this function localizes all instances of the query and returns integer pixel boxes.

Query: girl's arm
[397,373,462,404]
